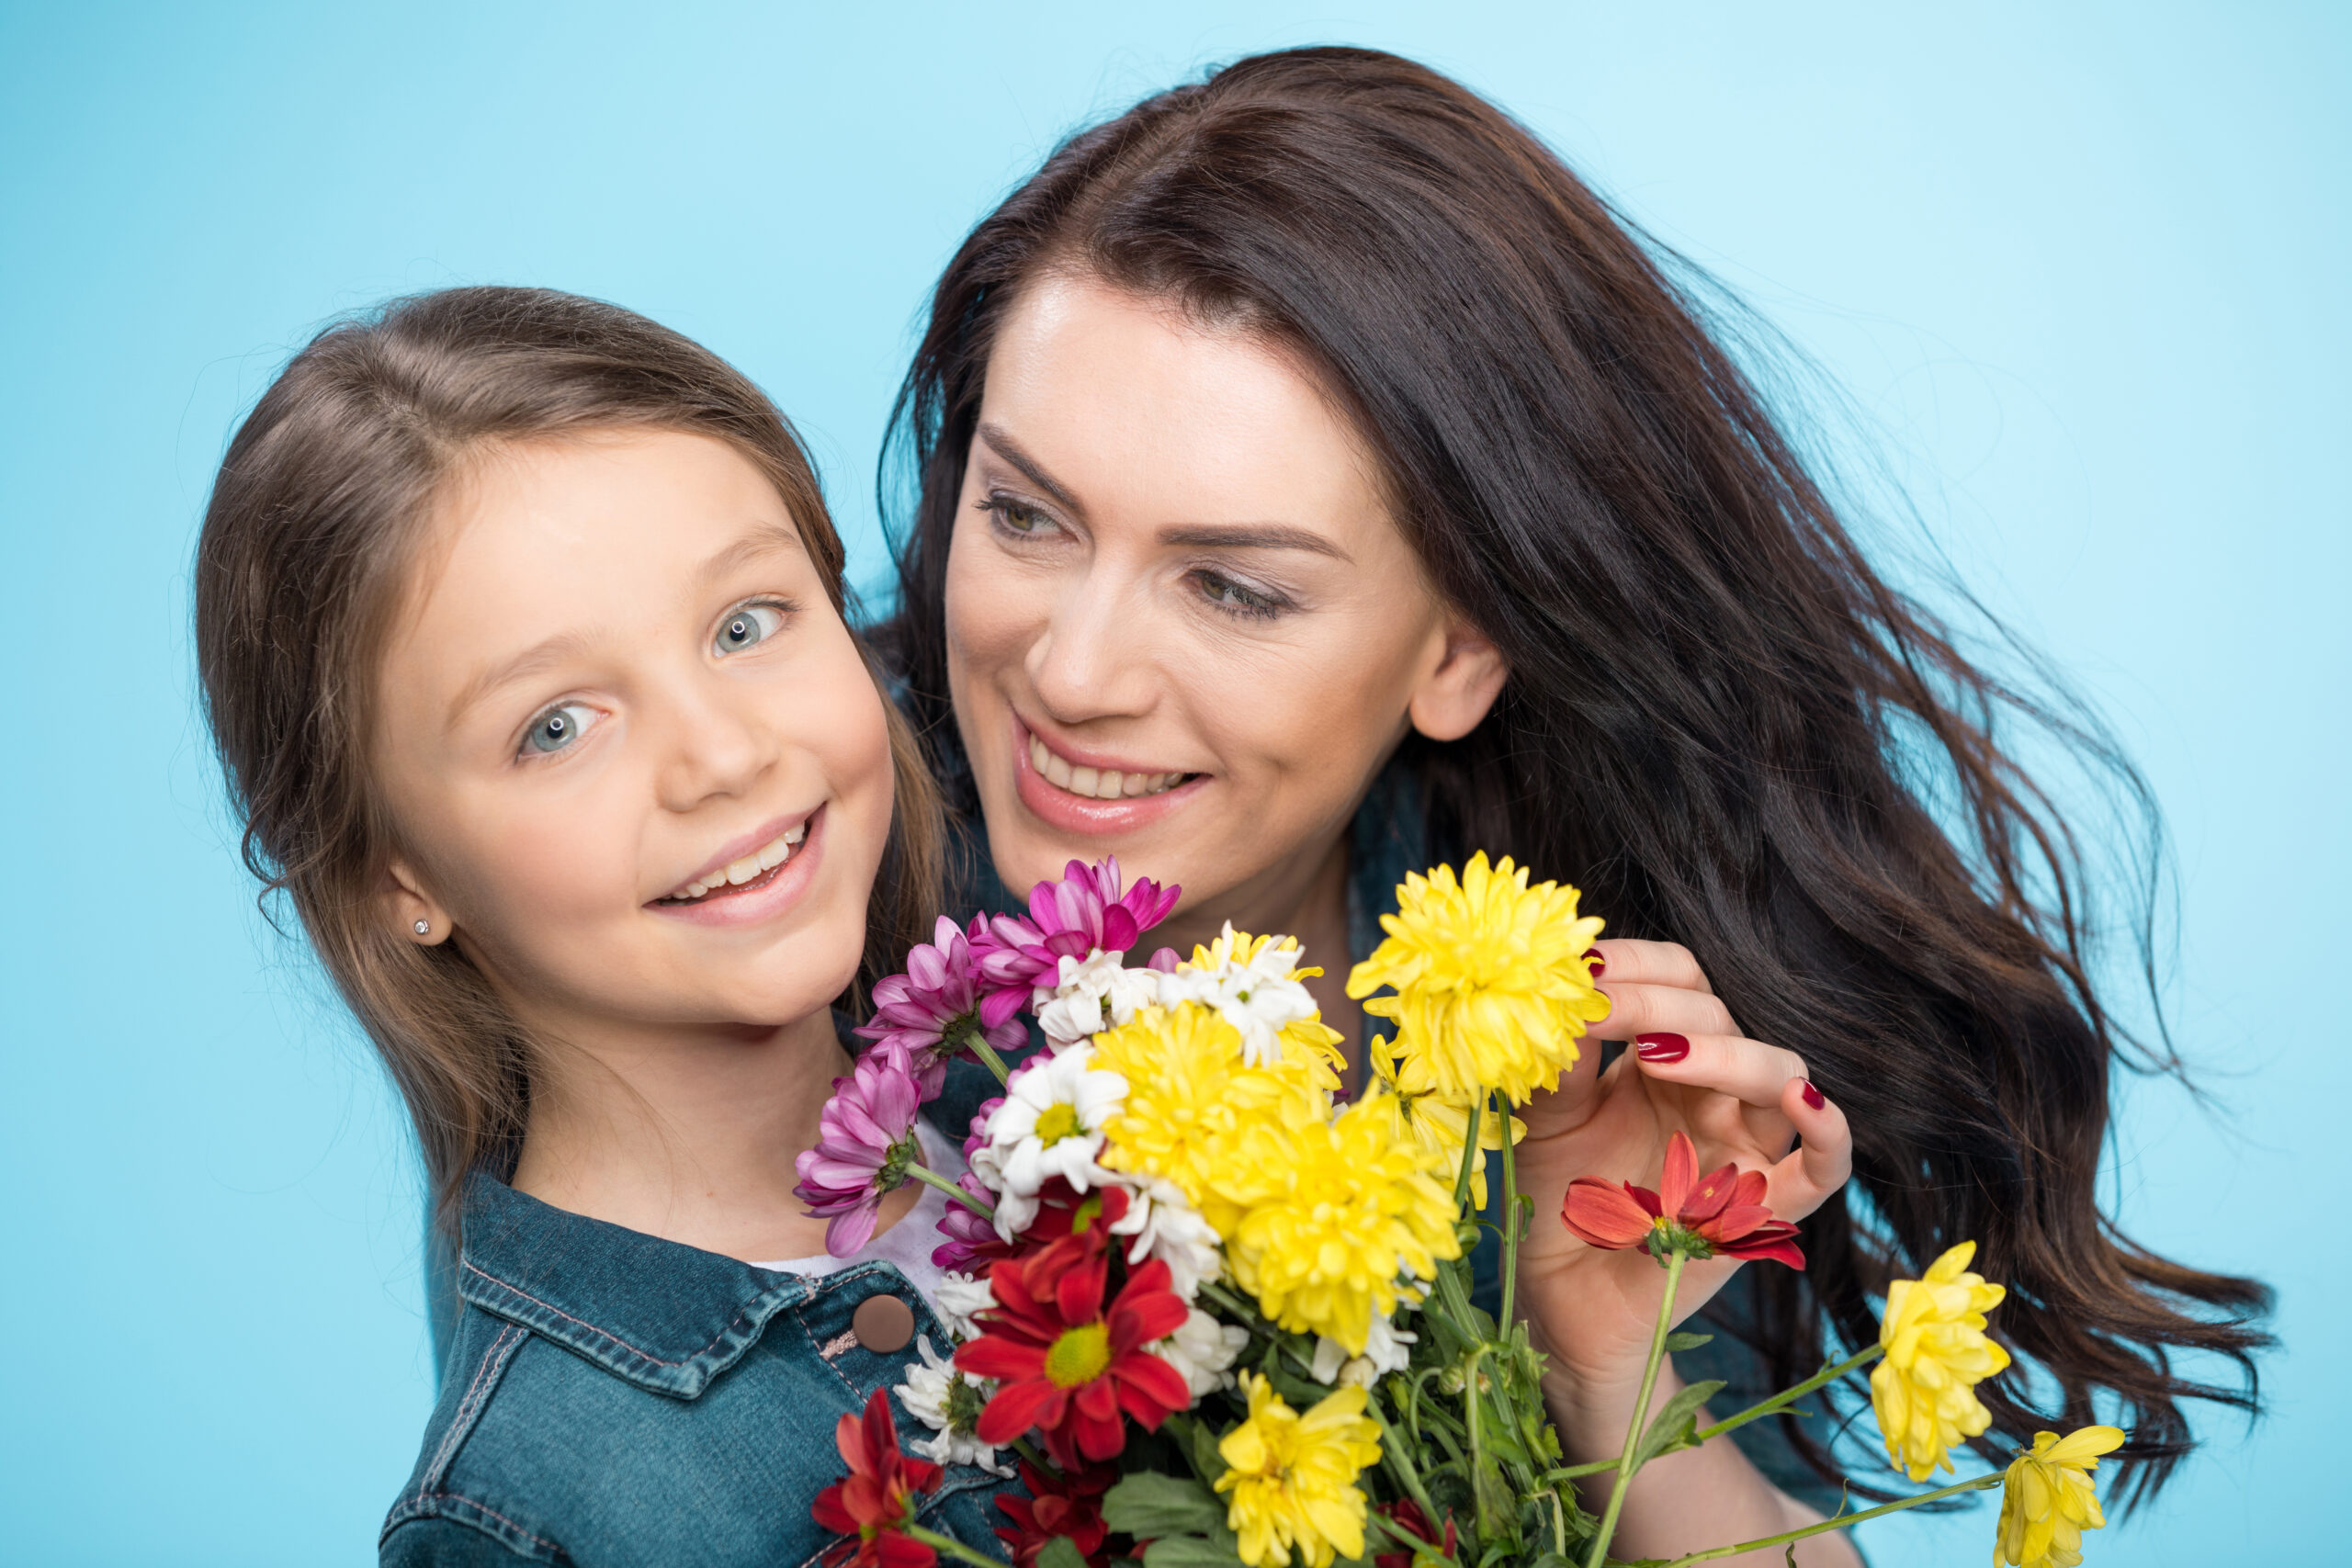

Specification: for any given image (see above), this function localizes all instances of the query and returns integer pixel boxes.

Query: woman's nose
[1027,574,1159,724]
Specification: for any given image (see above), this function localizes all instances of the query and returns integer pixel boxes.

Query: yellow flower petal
[1869,1241,2012,1482]
[1215,1376,1381,1568]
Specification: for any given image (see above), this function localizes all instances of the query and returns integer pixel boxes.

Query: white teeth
[665,824,805,903]
[1028,732,1185,800]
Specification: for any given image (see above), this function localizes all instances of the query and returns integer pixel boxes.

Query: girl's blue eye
[715,603,786,656]
[523,702,598,755]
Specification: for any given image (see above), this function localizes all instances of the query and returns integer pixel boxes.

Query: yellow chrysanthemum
[1870,1241,2013,1481]
[1215,1373,1383,1568]
[1994,1427,2125,1568]
[1218,1090,1461,1353]
[1346,854,1608,1106]
[1367,1039,1521,1208]
[1094,1002,1325,1231]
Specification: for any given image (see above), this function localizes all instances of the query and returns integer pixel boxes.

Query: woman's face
[945,275,1506,932]
[371,429,897,1049]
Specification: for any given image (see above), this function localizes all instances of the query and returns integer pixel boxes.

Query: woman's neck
[1158,830,1365,1091]
[508,1008,917,1263]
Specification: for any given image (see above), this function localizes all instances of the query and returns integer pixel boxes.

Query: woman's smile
[1012,715,1207,836]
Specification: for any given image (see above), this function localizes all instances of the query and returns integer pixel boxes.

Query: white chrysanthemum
[1311,1311,1418,1389]
[1159,922,1321,1067]
[1035,949,1161,1050]
[1154,1306,1250,1400]
[1106,1172,1225,1301]
[933,1270,995,1341]
[974,1043,1127,1236]
[897,1336,1013,1476]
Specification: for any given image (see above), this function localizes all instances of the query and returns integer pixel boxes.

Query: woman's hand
[1509,938,1853,1402]
[1506,939,1862,1566]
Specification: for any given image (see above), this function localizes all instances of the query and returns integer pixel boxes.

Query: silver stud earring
[413,919,431,936]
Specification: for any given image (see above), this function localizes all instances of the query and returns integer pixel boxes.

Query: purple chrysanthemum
[854,915,1031,1098]
[792,1049,925,1256]
[968,857,1182,1017]
[932,1096,1007,1272]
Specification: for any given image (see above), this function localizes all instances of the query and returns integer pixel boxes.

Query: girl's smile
[649,804,824,926]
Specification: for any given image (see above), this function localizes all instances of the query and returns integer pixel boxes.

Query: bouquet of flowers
[801,855,2127,1568]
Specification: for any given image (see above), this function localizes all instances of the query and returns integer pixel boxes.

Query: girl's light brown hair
[197,285,943,1235]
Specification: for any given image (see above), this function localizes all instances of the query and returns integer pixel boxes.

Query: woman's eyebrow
[1158,523,1352,561]
[975,423,1084,514]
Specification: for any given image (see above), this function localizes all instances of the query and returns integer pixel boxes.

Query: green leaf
[1036,1539,1089,1568]
[1103,1473,1227,1539]
[1187,1416,1228,1483]
[1661,1331,1714,1354]
[1634,1379,1726,1467]
[1144,1538,1247,1568]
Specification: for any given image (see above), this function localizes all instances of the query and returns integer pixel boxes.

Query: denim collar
[456,1172,815,1401]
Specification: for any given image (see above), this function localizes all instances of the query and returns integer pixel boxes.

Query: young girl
[195,287,1001,1564]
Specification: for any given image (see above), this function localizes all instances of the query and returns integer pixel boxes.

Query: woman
[877,45,2268,1563]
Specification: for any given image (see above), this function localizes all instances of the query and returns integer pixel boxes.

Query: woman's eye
[982,495,1057,537]
[714,603,786,656]
[1193,571,1282,617]
[522,702,599,756]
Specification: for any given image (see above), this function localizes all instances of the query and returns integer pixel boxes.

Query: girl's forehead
[386,432,811,715]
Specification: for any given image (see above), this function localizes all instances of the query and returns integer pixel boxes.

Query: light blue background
[2,3,2341,1562]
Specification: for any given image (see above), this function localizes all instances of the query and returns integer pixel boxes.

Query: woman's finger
[1586,939,1713,995]
[1589,980,1739,1042]
[1762,1075,1852,1223]
[1624,1030,1807,1109]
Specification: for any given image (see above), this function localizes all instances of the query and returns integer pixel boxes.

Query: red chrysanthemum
[812,1389,945,1568]
[1559,1130,1805,1269]
[994,1458,1115,1568]
[956,1232,1191,1468]
[1373,1499,1459,1568]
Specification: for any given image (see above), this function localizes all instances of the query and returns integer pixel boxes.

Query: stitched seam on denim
[462,1258,786,1370]
[792,1297,865,1399]
[413,1493,565,1558]
[421,1325,525,1495]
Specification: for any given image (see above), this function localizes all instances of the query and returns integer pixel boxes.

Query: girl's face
[945,275,1507,930]
[372,430,896,1045]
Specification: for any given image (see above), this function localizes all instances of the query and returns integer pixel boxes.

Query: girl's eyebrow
[695,523,803,587]
[447,629,598,733]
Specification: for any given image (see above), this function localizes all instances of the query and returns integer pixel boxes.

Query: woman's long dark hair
[877,47,2268,1502]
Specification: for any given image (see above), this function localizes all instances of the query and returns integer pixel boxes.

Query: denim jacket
[382,1159,1005,1566]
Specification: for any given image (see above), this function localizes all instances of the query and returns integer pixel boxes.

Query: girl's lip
[664,808,815,897]
[1011,716,1207,837]
[646,804,827,927]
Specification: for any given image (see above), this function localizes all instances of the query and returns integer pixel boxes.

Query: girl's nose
[1026,573,1159,726]
[653,681,778,813]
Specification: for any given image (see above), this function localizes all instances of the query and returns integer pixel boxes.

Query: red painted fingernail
[1801,1079,1826,1110]
[1634,1032,1689,1063]
[1583,948,1606,977]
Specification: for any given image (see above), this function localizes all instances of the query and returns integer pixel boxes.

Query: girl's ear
[1408,616,1510,742]
[384,857,453,946]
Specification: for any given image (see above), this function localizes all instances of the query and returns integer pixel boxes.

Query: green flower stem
[1455,1096,1486,1211]
[1582,1247,1685,1568]
[1496,1089,1521,1333]
[1011,1436,1050,1472]
[1366,1510,1442,1560]
[957,1024,1013,1086]
[1688,1345,1883,1449]
[1651,1471,2005,1567]
[1365,1395,1443,1533]
[907,1522,1013,1568]
[1461,1343,1496,1538]
[906,1162,993,1220]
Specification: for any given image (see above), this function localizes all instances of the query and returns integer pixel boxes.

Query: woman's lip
[1012,714,1188,779]
[1012,716,1207,837]
[647,805,826,927]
